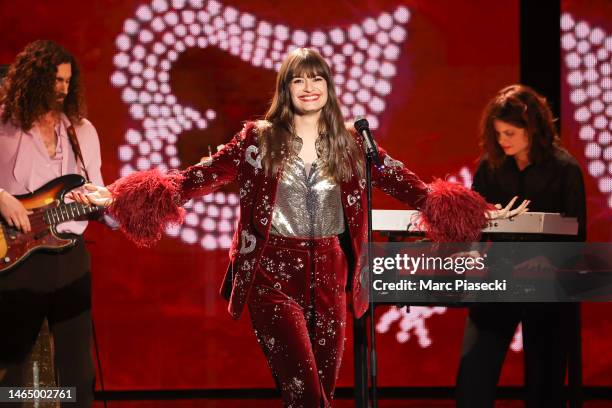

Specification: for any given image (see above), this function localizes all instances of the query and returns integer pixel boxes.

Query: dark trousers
[456,303,574,408]
[248,234,348,408]
[0,239,94,408]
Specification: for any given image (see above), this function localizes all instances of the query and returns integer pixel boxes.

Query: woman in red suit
[75,48,523,407]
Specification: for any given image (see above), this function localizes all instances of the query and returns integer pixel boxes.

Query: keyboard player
[455,85,587,408]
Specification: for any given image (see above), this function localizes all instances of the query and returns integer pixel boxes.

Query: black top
[473,147,587,241]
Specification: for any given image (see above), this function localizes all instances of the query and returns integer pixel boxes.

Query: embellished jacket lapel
[251,168,280,238]
[340,169,369,317]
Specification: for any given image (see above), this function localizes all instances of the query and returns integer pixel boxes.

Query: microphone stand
[353,118,379,408]
[365,148,378,408]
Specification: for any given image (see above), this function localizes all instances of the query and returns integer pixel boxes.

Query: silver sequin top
[270,135,345,238]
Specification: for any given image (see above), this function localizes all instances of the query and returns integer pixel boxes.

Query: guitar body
[0,174,87,274]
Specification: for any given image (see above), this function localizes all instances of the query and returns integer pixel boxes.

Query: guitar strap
[66,120,91,182]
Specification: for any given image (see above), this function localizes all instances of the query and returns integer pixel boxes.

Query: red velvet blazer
[109,121,488,319]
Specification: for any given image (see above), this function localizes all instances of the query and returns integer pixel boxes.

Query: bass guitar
[0,174,101,273]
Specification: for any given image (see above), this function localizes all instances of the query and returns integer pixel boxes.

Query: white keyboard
[372,210,578,235]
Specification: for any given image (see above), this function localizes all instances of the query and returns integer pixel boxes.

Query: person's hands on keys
[67,184,114,208]
[487,196,530,220]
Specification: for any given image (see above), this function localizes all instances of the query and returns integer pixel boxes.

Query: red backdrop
[562,0,612,386]
[1,0,610,391]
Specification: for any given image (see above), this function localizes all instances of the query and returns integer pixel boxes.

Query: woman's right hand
[0,190,32,233]
[67,184,114,208]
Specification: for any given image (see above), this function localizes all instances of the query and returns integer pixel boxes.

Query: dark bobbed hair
[480,84,560,168]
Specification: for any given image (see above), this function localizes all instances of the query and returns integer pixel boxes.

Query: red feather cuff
[420,179,492,242]
[107,169,185,247]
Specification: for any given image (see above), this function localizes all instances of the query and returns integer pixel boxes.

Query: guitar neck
[44,202,102,226]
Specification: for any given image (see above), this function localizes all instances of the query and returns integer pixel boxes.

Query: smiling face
[289,74,328,116]
[263,48,363,182]
[494,119,530,160]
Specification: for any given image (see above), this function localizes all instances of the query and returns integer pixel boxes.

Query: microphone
[354,117,381,166]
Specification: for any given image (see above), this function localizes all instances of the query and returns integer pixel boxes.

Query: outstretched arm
[370,144,525,242]
[73,122,255,246]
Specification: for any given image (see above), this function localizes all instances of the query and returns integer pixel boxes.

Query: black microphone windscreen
[354,117,369,133]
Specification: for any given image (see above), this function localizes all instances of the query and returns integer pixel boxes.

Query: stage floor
[92,400,612,407]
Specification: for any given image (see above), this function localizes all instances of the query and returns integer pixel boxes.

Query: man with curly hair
[0,40,105,407]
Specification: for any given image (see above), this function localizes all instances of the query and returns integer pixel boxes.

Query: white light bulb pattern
[111,0,411,250]
[445,166,473,187]
[376,306,447,347]
[376,306,522,352]
[562,13,612,208]
[111,0,524,351]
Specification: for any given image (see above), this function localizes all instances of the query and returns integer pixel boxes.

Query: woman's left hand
[487,196,530,220]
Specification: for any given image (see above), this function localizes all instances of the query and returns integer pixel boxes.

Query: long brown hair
[480,84,560,168]
[259,48,364,182]
[0,40,86,131]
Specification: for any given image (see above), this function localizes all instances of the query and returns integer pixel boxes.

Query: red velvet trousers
[248,234,348,408]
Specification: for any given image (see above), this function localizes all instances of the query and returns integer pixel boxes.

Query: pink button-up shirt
[0,112,105,235]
